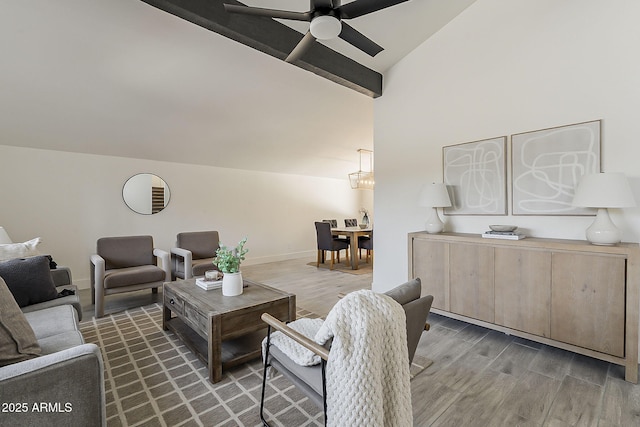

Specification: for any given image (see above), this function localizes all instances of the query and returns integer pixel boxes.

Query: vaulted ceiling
[0,0,475,179]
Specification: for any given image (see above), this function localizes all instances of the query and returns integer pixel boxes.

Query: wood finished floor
[79,257,640,426]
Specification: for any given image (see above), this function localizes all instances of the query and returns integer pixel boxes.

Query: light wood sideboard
[408,231,640,383]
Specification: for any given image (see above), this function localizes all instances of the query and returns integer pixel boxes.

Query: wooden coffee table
[162,278,295,383]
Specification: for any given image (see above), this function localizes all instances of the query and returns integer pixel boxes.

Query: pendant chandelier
[348,149,374,190]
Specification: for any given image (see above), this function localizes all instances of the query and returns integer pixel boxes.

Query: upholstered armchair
[90,235,170,318]
[260,279,433,425]
[170,231,220,280]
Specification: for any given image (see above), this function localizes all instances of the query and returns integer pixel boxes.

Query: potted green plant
[213,237,248,296]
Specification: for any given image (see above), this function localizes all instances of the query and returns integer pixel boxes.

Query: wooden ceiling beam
[140,0,383,97]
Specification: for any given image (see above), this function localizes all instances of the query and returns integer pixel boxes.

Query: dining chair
[323,219,349,245]
[358,230,373,263]
[344,218,358,227]
[346,217,369,259]
[315,222,349,270]
[322,219,338,228]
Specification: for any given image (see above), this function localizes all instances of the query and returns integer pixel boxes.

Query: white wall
[373,0,640,290]
[0,145,368,289]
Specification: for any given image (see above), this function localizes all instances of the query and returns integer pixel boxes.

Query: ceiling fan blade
[223,4,311,21]
[285,31,316,63]
[337,0,409,19]
[338,22,383,57]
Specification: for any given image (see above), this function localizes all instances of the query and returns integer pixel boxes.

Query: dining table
[331,226,373,270]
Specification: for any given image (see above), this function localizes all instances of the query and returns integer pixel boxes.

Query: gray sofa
[0,269,105,426]
[0,305,105,426]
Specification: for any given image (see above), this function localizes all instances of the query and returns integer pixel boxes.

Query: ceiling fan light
[310,16,341,40]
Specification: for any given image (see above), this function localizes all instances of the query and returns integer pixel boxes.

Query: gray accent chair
[315,221,349,270]
[0,304,105,426]
[170,231,220,280]
[90,235,170,318]
[260,278,433,425]
[21,266,83,321]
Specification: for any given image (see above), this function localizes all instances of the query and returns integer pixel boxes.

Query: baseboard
[242,250,316,266]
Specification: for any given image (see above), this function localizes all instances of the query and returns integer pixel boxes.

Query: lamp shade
[572,173,636,208]
[349,171,375,190]
[419,183,452,208]
[0,227,12,244]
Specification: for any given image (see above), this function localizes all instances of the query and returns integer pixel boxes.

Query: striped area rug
[80,303,431,426]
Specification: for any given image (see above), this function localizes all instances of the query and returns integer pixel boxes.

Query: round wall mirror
[122,173,171,215]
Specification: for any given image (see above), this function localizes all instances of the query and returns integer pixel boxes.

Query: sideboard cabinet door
[551,252,625,357]
[494,248,551,337]
[412,239,448,310]
[449,243,494,322]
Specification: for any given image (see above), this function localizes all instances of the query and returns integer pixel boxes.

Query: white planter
[222,272,243,296]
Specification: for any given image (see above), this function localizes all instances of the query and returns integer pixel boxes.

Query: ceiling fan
[223,0,409,63]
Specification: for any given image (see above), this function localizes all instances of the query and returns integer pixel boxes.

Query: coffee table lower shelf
[164,316,267,382]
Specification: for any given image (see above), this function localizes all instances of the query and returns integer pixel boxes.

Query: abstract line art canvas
[443,136,507,215]
[512,120,601,216]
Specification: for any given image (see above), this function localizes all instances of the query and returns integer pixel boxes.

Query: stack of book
[481,230,526,240]
[195,278,222,290]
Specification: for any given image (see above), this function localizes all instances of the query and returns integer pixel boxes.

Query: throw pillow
[0,256,58,307]
[0,237,42,261]
[0,277,41,367]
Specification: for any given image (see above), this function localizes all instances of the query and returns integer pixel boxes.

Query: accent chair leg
[260,326,273,427]
[330,251,335,270]
[321,359,327,426]
[316,250,322,267]
[95,289,104,318]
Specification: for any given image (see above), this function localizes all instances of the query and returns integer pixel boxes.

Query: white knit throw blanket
[314,290,413,427]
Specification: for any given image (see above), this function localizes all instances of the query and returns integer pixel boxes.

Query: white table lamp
[0,227,12,244]
[572,173,636,245]
[419,183,452,234]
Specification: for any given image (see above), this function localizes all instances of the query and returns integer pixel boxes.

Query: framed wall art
[511,120,601,215]
[443,136,507,215]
